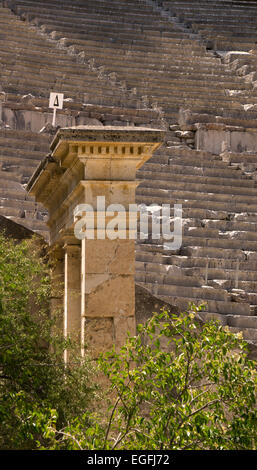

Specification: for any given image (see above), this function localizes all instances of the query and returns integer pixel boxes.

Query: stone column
[49,244,64,334]
[27,126,164,357]
[63,237,81,360]
[48,244,64,354]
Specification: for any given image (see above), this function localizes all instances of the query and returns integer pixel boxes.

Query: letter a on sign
[49,92,64,110]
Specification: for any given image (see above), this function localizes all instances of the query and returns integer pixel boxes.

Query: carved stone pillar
[27,126,164,357]
[63,237,81,360]
[48,244,64,349]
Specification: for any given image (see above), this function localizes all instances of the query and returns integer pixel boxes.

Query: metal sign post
[49,92,64,126]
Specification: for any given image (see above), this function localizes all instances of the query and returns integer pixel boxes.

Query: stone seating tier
[135,144,257,340]
[0,129,50,232]
[7,0,257,126]
[0,7,144,110]
[159,0,257,52]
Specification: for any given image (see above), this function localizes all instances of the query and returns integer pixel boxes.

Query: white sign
[49,92,64,110]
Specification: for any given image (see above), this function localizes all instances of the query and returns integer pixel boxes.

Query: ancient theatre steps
[157,0,257,93]
[159,0,257,51]
[9,0,257,125]
[0,129,50,235]
[0,5,141,109]
[136,146,257,341]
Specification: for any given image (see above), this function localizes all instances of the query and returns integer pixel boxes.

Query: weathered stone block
[84,274,135,318]
[84,317,114,357]
[83,239,135,275]
[113,315,136,349]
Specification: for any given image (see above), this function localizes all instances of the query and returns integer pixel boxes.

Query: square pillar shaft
[81,238,135,356]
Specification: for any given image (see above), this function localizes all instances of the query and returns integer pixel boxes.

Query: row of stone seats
[0,3,161,234]
[8,0,257,126]
[0,129,50,181]
[11,0,181,25]
[5,0,257,123]
[158,0,257,51]
[0,5,143,109]
[0,128,50,234]
[2,92,159,128]
[0,3,163,128]
[221,150,257,179]
[135,145,257,341]
[223,50,257,96]
[152,1,257,94]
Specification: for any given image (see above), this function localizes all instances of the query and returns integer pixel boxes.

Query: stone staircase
[157,0,257,52]
[154,1,257,99]
[1,0,257,343]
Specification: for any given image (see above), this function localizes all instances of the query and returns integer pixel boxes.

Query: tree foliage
[0,234,97,449]
[41,307,257,450]
[0,234,256,450]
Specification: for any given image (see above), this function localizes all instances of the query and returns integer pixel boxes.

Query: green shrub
[0,235,97,449]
